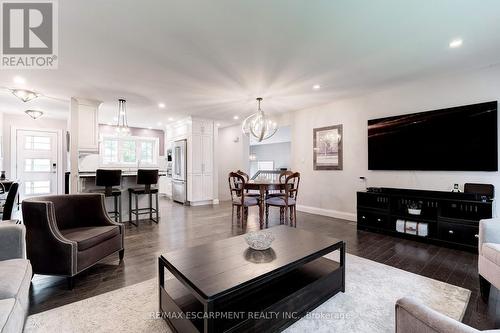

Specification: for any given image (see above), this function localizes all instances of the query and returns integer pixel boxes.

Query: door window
[24,159,51,172]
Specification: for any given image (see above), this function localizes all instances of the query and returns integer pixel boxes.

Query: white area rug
[25,253,471,333]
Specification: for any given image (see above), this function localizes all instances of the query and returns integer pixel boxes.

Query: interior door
[16,130,59,199]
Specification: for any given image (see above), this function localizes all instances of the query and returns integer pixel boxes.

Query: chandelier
[242,97,278,142]
[115,99,130,134]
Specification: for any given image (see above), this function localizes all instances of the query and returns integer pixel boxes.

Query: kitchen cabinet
[159,176,172,198]
[72,98,100,152]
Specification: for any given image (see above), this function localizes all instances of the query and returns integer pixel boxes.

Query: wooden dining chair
[267,170,294,199]
[265,172,300,227]
[229,172,259,224]
[236,170,260,198]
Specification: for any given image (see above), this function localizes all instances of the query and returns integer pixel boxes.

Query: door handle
[52,163,57,173]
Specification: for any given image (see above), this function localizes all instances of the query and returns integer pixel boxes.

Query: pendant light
[242,97,278,142]
[115,99,130,134]
[12,89,39,102]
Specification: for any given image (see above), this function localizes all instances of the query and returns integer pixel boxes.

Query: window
[100,135,159,166]
[25,159,51,172]
[25,181,51,195]
[25,136,50,150]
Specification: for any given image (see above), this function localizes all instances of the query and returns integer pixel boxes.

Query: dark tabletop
[161,225,343,299]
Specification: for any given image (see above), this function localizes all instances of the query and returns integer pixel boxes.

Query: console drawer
[437,221,478,247]
[358,210,390,230]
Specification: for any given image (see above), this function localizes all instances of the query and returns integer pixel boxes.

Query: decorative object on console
[244,230,275,250]
[407,201,422,215]
[242,97,278,142]
[452,183,461,192]
[313,124,343,170]
[115,98,130,134]
[25,109,44,119]
[464,183,494,201]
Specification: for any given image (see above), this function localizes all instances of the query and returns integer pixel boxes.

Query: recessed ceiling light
[216,123,221,127]
[233,116,239,120]
[13,76,26,85]
[168,117,174,121]
[158,103,166,108]
[449,38,463,48]
[312,84,321,90]
[148,126,152,130]
[157,121,162,126]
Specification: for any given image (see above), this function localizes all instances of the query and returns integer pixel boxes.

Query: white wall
[217,124,250,200]
[291,65,500,221]
[249,142,291,176]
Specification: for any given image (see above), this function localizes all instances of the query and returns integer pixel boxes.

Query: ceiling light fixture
[13,76,26,85]
[12,89,39,102]
[216,123,221,127]
[158,103,166,108]
[115,99,130,134]
[242,97,278,142]
[233,116,239,120]
[157,121,162,126]
[449,38,463,48]
[25,110,44,120]
[168,117,174,121]
[312,84,321,90]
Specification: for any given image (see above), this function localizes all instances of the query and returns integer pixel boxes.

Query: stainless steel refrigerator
[172,139,187,204]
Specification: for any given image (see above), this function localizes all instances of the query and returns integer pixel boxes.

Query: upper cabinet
[71,98,101,152]
[191,119,213,136]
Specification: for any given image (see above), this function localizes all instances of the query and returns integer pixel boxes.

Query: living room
[0,1,499,333]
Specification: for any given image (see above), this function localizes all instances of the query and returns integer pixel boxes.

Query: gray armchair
[478,218,500,300]
[22,194,124,289]
[395,297,499,333]
[0,223,32,333]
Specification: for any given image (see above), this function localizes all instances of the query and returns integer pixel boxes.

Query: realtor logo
[1,0,58,68]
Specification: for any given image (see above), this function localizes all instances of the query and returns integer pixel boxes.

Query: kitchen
[69,98,218,222]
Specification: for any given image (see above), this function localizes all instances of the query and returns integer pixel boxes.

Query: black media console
[357,187,493,251]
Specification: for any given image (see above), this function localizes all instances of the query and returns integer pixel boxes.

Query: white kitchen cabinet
[74,98,100,152]
[191,134,203,174]
[192,119,213,136]
[159,176,172,197]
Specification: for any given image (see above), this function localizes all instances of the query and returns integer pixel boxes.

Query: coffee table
[158,225,345,332]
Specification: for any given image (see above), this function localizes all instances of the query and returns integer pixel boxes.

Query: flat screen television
[368,101,498,171]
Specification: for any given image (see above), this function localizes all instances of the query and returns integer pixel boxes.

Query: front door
[15,129,59,199]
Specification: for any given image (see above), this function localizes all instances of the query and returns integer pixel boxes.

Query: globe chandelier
[242,97,278,142]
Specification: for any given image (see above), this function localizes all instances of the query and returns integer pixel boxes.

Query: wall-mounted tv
[368,101,498,171]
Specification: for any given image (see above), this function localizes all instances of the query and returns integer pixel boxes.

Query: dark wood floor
[29,198,499,330]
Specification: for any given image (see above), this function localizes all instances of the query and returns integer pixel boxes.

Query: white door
[15,130,59,199]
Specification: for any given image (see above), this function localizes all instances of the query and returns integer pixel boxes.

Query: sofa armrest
[0,223,26,261]
[479,218,500,254]
[395,297,478,333]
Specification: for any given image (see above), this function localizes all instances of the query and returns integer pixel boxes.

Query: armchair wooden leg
[479,275,491,301]
[279,207,284,224]
[293,205,297,227]
[119,249,125,261]
[67,276,74,290]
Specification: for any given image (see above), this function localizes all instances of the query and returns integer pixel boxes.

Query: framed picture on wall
[313,124,343,170]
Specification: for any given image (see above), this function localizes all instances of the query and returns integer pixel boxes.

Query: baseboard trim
[296,205,356,222]
[212,199,220,205]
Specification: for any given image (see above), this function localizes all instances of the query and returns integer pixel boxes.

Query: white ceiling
[1,0,500,129]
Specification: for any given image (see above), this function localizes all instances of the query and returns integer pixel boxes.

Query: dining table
[244,179,286,227]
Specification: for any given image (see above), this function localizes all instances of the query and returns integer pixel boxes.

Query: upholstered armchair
[478,218,500,300]
[395,297,499,333]
[22,194,124,289]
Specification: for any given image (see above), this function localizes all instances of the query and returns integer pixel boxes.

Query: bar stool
[128,169,159,226]
[95,169,122,223]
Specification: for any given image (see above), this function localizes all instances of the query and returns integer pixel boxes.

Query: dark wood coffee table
[158,225,345,333]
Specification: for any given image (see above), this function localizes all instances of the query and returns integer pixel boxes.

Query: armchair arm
[479,218,500,254]
[0,223,26,261]
[21,199,78,276]
[396,297,478,333]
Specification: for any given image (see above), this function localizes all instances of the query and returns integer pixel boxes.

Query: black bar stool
[95,169,122,223]
[128,169,159,226]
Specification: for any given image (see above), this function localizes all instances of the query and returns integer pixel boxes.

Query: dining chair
[267,170,293,199]
[265,172,300,227]
[228,172,259,224]
[236,170,260,198]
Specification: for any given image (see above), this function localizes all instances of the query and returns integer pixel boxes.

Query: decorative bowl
[244,231,275,250]
[408,208,421,215]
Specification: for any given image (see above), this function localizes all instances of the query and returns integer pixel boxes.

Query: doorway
[12,128,62,199]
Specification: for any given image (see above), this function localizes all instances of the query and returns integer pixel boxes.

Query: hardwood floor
[29,198,499,330]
